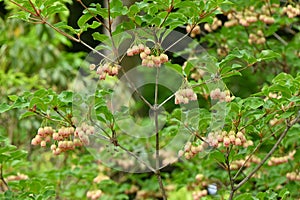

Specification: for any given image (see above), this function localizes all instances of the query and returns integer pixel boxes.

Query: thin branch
[231,115,299,197]
[153,67,167,199]
[117,143,156,173]
[9,0,37,16]
[159,0,174,28]
[273,32,288,46]
[225,147,235,200]
[0,164,9,191]
[77,0,109,30]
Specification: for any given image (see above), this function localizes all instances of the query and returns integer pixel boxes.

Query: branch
[0,164,9,191]
[77,0,109,30]
[230,115,299,197]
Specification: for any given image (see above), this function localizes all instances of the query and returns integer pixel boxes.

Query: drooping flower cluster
[86,190,103,200]
[175,88,197,104]
[286,171,300,181]
[206,130,254,148]
[230,155,261,170]
[95,63,121,80]
[178,141,206,160]
[141,53,169,68]
[189,174,210,200]
[217,44,229,57]
[248,30,266,45]
[186,24,201,38]
[225,3,279,28]
[283,4,300,18]
[192,189,208,200]
[267,150,296,166]
[31,123,95,155]
[126,44,169,68]
[31,126,54,147]
[74,123,95,146]
[210,88,234,102]
[204,17,222,32]
[126,44,148,56]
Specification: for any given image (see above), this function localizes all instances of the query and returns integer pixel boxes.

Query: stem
[225,147,235,199]
[0,164,9,191]
[229,116,299,199]
[159,0,174,28]
[153,67,167,199]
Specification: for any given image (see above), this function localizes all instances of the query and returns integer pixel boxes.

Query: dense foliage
[0,0,300,199]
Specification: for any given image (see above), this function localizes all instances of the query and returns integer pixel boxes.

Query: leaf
[78,13,93,28]
[235,193,254,200]
[209,151,225,163]
[8,95,18,101]
[54,22,77,34]
[165,62,182,74]
[257,50,280,62]
[46,4,67,16]
[183,61,194,77]
[58,91,73,103]
[19,111,36,119]
[221,70,242,79]
[243,97,264,109]
[92,32,109,42]
[0,103,11,113]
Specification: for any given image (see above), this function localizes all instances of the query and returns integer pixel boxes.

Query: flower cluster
[178,141,206,160]
[283,4,300,18]
[31,123,95,155]
[93,174,110,184]
[217,44,229,57]
[207,130,253,148]
[6,173,28,181]
[210,88,234,102]
[248,30,266,45]
[267,150,296,166]
[127,44,169,68]
[286,171,300,181]
[95,63,121,80]
[141,53,169,68]
[86,190,103,200]
[192,189,208,200]
[186,24,201,38]
[175,88,197,104]
[204,17,222,32]
[74,123,95,146]
[189,174,210,200]
[225,4,277,27]
[31,126,54,147]
[126,44,148,56]
[230,155,261,170]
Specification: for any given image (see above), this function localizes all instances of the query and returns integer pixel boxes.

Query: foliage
[0,0,300,199]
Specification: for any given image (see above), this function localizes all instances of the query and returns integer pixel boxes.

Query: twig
[77,0,108,30]
[0,164,9,191]
[154,67,167,199]
[159,0,174,28]
[229,115,299,199]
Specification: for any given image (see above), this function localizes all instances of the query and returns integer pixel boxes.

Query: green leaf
[0,103,11,113]
[78,13,93,28]
[257,50,281,61]
[165,62,182,74]
[209,151,225,163]
[235,193,254,200]
[92,32,109,42]
[243,97,264,109]
[58,91,73,103]
[8,95,18,101]
[221,70,242,79]
[19,111,36,119]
